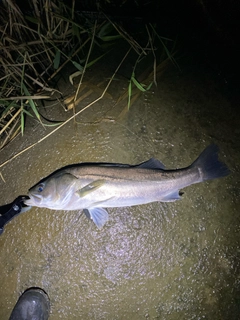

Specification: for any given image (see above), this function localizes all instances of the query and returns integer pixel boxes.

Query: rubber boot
[9,287,50,320]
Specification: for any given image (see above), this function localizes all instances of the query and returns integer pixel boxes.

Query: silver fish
[24,144,230,228]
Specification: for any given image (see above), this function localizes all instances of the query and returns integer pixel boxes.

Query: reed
[0,0,178,150]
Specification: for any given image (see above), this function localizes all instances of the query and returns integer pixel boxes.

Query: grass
[0,0,179,151]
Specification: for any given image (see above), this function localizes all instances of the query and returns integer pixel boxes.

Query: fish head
[24,171,78,209]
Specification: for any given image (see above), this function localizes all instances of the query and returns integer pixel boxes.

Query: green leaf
[98,21,121,42]
[131,75,146,92]
[72,24,80,41]
[20,52,27,95]
[54,50,61,69]
[98,22,114,38]
[128,80,132,110]
[72,61,83,71]
[86,52,108,67]
[40,122,63,127]
[100,35,122,42]
[22,84,41,121]
[0,100,18,116]
[25,15,39,24]
[22,108,34,118]
[21,109,24,136]
[149,23,180,70]
[145,82,153,91]
[131,73,153,92]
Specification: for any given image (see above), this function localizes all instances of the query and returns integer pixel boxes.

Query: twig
[0,108,21,136]
[74,20,97,103]
[145,24,157,86]
[0,120,20,150]
[2,95,51,100]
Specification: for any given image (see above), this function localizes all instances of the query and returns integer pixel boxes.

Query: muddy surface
[0,48,239,319]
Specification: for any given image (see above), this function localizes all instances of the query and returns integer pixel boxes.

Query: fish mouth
[24,193,43,206]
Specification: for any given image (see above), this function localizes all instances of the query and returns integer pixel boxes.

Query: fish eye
[38,184,44,192]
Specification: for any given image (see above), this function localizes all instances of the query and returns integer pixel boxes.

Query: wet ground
[0,44,239,319]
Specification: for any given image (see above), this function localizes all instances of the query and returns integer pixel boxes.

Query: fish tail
[191,144,230,182]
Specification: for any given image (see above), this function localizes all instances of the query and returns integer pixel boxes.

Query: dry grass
[0,0,178,152]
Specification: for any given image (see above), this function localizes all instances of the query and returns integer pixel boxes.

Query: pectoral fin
[77,179,105,197]
[83,208,109,229]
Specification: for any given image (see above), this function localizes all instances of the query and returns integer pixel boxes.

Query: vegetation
[0,0,178,150]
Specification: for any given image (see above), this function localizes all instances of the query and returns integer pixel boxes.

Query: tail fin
[191,144,230,182]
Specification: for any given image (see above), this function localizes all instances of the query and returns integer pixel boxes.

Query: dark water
[0,41,239,319]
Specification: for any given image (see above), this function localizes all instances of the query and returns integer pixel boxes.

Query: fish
[24,144,230,229]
